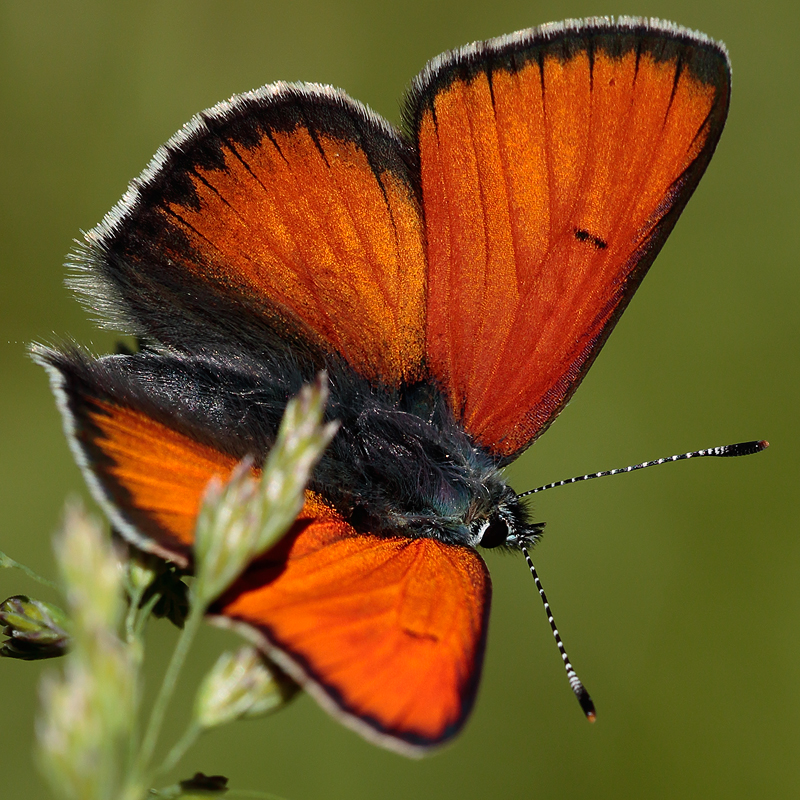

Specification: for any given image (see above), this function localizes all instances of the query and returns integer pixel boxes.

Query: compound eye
[479,516,509,549]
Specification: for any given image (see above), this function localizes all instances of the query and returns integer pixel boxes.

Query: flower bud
[56,502,125,642]
[0,595,70,660]
[195,646,299,730]
[36,502,136,800]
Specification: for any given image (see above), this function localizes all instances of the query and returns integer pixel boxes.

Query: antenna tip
[720,440,770,457]
[577,687,596,722]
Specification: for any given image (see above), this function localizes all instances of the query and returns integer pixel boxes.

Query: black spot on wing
[574,228,608,249]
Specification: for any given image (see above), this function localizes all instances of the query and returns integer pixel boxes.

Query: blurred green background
[1,0,796,798]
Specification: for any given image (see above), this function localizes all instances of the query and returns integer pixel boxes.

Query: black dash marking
[574,228,608,250]
[486,65,496,110]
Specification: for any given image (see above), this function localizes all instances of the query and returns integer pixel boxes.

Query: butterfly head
[470,503,546,550]
[416,476,545,552]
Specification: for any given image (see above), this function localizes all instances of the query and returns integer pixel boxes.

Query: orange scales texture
[420,47,722,457]
[164,127,426,387]
[216,493,490,743]
[87,398,239,554]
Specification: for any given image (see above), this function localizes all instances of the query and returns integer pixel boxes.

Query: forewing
[409,18,731,458]
[76,84,426,386]
[211,494,491,756]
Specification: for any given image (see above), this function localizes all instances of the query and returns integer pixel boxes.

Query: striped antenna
[517,440,768,499]
[516,439,768,718]
[522,546,595,721]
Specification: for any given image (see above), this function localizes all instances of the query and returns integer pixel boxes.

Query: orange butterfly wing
[211,494,490,755]
[410,20,731,457]
[78,84,426,386]
[36,348,241,564]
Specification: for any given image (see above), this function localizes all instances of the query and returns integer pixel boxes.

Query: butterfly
[35,17,731,756]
